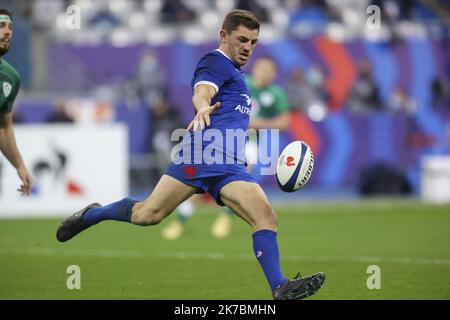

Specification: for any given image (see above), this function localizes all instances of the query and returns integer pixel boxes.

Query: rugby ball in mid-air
[276,141,314,192]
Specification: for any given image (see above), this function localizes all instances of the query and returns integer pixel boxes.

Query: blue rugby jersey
[192,49,252,131]
[187,49,252,164]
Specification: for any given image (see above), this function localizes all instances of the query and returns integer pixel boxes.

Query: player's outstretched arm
[0,112,33,195]
[188,84,220,131]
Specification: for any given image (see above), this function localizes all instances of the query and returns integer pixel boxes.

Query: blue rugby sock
[82,197,137,225]
[253,230,288,291]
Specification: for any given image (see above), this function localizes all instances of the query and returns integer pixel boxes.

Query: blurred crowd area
[3,0,450,195]
[6,0,449,115]
[6,0,450,44]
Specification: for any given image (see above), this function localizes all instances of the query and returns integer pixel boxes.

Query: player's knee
[254,205,278,231]
[264,209,278,229]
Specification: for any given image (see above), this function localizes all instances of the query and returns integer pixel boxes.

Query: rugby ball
[276,141,314,192]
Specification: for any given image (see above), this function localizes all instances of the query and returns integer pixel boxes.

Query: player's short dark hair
[0,8,12,20]
[222,9,260,34]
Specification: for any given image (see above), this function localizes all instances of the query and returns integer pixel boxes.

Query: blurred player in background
[56,9,325,300]
[0,8,32,196]
[162,56,290,240]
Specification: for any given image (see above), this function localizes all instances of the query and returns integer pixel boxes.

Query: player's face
[252,59,277,87]
[221,25,259,66]
[0,20,12,56]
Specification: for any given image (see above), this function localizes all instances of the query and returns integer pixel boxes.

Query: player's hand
[187,102,221,131]
[17,166,32,196]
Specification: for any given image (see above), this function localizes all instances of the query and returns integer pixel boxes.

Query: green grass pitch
[1,199,450,299]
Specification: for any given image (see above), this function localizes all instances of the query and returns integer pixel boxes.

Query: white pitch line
[1,246,450,267]
[0,246,144,258]
[159,251,450,266]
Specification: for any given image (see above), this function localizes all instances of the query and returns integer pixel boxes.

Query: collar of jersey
[214,49,241,70]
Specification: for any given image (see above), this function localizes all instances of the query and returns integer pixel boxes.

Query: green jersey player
[246,57,290,130]
[245,56,290,165]
[0,9,32,195]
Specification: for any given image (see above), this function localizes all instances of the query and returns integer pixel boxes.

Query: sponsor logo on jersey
[235,105,251,115]
[240,94,251,106]
[235,94,252,115]
[3,82,12,98]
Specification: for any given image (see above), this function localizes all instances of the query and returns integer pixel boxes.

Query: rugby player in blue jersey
[56,9,325,300]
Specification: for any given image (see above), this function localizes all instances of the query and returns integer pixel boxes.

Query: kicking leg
[220,181,325,300]
[131,175,197,225]
[56,175,198,242]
